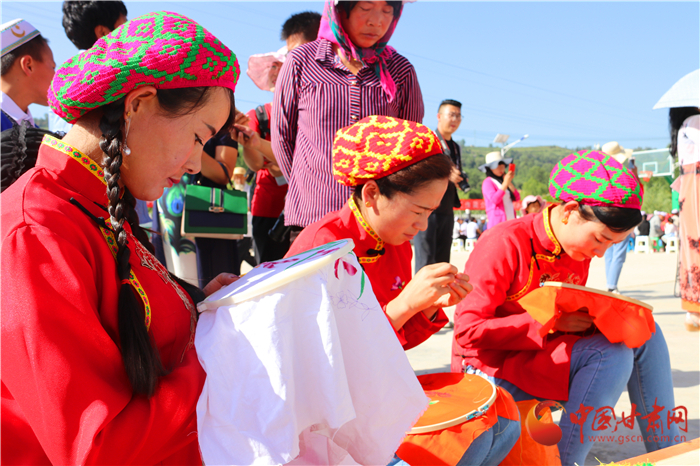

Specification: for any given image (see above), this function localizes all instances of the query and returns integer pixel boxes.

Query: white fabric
[196,251,428,466]
[678,114,700,165]
[453,221,461,239]
[465,221,480,239]
[1,91,34,127]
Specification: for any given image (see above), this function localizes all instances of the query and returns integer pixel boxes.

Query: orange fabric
[397,386,519,466]
[499,400,561,466]
[518,285,655,348]
[683,300,700,313]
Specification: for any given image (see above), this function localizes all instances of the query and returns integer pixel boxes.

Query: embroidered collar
[541,204,563,257]
[42,134,106,185]
[348,196,385,264]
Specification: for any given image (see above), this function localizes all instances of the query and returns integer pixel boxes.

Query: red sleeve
[1,226,204,465]
[453,229,545,352]
[397,308,448,351]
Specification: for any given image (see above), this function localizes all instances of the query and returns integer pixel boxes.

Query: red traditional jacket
[287,198,447,350]
[451,206,590,401]
[1,136,204,465]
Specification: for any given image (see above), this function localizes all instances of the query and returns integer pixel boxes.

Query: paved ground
[406,248,700,465]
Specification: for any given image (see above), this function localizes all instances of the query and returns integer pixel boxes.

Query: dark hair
[1,124,60,192]
[99,86,235,396]
[62,1,127,50]
[281,11,322,42]
[0,35,49,76]
[669,107,700,158]
[353,154,453,200]
[438,99,462,112]
[578,204,642,233]
[339,1,402,20]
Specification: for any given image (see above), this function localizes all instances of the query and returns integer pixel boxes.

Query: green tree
[640,177,672,213]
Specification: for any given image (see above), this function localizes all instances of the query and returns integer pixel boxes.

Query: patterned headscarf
[549,150,643,209]
[49,11,240,123]
[333,115,443,186]
[317,0,403,102]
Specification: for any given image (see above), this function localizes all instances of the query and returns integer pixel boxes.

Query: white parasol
[653,69,699,109]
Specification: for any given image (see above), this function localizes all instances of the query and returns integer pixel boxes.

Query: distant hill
[456,142,571,201]
[456,142,674,213]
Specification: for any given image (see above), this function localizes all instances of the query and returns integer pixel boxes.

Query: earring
[562,216,569,225]
[365,201,371,208]
[123,113,132,156]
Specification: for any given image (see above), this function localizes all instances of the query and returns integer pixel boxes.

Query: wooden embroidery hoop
[409,373,497,434]
[197,239,355,312]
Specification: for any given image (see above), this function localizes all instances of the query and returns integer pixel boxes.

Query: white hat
[246,47,287,92]
[478,151,512,172]
[601,141,633,164]
[1,19,40,57]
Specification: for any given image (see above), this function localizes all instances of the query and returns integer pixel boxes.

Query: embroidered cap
[549,150,642,209]
[49,11,240,123]
[1,19,41,57]
[333,115,443,186]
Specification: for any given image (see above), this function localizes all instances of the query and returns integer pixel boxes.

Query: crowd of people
[1,1,696,465]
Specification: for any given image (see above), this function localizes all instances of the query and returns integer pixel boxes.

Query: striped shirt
[271,39,424,227]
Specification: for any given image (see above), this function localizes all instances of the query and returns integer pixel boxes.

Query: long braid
[121,188,205,306]
[9,122,29,182]
[99,99,164,396]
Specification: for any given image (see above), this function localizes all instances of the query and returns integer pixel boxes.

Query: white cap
[1,19,40,57]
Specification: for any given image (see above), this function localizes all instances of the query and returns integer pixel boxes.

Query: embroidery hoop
[541,282,652,310]
[197,239,355,312]
[408,373,497,434]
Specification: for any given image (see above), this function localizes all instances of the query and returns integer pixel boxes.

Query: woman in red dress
[1,12,240,464]
[288,115,520,465]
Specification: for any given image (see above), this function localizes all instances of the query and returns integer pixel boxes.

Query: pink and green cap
[49,11,240,123]
[549,150,643,209]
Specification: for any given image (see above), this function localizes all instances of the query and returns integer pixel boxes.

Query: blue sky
[4,1,699,150]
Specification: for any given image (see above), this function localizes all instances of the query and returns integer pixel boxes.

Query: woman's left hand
[203,273,239,297]
[432,272,473,308]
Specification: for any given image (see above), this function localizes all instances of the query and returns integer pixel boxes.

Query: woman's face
[492,162,506,177]
[341,1,395,49]
[525,202,541,215]
[365,178,448,246]
[120,87,231,201]
[559,209,633,261]
[269,61,283,89]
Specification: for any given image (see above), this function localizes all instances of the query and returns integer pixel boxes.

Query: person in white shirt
[464,217,481,239]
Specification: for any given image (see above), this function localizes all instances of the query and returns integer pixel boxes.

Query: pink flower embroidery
[334,258,358,279]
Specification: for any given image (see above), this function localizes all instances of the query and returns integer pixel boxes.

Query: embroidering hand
[553,310,594,332]
[203,273,239,297]
[386,263,472,330]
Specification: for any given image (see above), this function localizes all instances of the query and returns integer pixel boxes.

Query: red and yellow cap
[332,115,443,186]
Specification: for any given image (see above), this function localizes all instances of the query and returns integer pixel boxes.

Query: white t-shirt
[678,114,700,165]
[465,221,479,239]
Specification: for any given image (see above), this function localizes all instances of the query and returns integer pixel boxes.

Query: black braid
[10,122,29,181]
[121,188,205,305]
[99,99,165,396]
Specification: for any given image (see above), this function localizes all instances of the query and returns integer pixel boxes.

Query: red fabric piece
[1,143,204,464]
[286,203,447,350]
[247,104,288,218]
[451,207,590,401]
